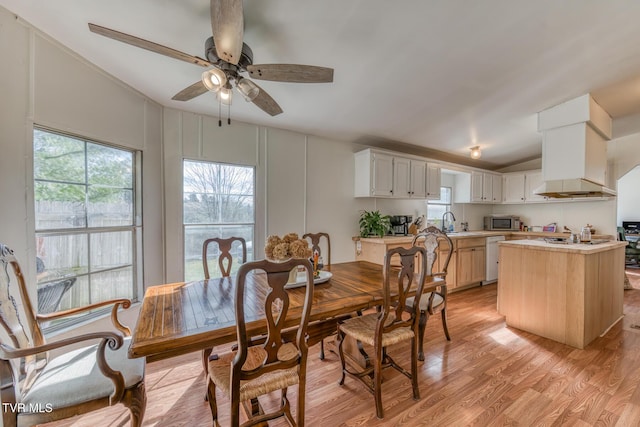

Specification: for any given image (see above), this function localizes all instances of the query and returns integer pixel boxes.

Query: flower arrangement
[264,233,312,261]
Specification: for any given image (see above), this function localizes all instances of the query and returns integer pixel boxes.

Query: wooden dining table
[129,260,433,362]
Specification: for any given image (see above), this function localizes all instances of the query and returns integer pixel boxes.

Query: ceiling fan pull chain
[228,102,231,125]
[218,98,222,127]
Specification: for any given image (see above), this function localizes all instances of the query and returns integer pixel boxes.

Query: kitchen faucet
[442,211,456,232]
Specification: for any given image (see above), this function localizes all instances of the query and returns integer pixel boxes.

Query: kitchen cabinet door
[354,149,394,197]
[491,174,503,203]
[503,173,526,203]
[482,173,494,202]
[525,171,548,202]
[393,157,427,198]
[471,171,485,202]
[409,160,427,198]
[393,156,411,198]
[426,163,441,199]
[457,247,485,286]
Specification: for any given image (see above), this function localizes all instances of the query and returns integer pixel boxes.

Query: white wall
[617,166,640,226]
[0,7,164,339]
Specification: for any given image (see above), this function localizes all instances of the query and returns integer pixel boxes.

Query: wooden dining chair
[201,237,248,372]
[0,243,146,426]
[408,226,453,361]
[303,232,331,359]
[206,258,314,426]
[202,236,247,279]
[337,245,427,419]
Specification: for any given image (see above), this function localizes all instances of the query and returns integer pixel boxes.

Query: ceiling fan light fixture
[218,83,233,105]
[470,146,482,160]
[202,68,227,92]
[236,77,259,102]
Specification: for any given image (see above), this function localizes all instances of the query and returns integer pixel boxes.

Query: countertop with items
[352,230,615,244]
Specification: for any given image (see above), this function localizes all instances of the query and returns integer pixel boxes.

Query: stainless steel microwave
[484,216,521,231]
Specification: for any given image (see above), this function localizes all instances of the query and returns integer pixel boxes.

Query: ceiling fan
[88,0,334,119]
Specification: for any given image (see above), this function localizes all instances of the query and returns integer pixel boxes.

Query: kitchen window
[183,160,255,281]
[33,128,141,329]
[426,187,452,229]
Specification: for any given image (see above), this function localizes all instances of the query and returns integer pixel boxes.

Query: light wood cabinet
[355,236,486,291]
[455,238,486,287]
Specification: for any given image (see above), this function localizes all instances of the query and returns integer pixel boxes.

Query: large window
[183,160,255,281]
[33,129,141,327]
[426,187,452,229]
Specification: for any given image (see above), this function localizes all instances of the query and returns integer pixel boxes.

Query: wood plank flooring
[42,270,640,426]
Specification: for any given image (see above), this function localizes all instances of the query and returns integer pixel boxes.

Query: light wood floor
[42,270,640,426]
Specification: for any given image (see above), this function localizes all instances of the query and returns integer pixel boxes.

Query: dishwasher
[483,235,505,285]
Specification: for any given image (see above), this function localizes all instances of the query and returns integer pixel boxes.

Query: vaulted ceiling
[2,0,640,168]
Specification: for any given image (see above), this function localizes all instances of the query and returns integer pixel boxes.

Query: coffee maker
[389,215,413,235]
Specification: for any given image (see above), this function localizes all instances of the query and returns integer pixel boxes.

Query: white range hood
[535,94,616,198]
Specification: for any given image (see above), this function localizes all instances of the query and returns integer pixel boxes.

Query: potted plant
[359,210,391,237]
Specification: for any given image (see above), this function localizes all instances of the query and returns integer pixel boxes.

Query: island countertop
[499,239,627,254]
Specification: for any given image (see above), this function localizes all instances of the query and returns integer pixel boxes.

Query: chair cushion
[208,344,300,402]
[22,336,144,409]
[339,313,414,347]
[406,292,444,312]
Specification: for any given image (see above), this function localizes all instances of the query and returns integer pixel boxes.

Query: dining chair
[337,245,427,419]
[0,243,146,426]
[202,236,248,279]
[201,236,248,372]
[302,232,331,359]
[408,226,453,361]
[206,258,314,426]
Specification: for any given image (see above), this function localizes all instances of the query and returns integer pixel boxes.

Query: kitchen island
[497,239,627,349]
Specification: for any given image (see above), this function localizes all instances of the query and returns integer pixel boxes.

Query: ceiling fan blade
[210,0,244,65]
[89,23,212,68]
[246,64,334,83]
[250,82,283,116]
[172,81,209,101]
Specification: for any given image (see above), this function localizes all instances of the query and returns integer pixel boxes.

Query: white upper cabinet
[502,170,549,203]
[524,170,548,202]
[471,171,485,202]
[354,149,430,199]
[469,171,502,203]
[409,159,428,198]
[503,173,526,203]
[426,163,441,200]
[393,157,429,198]
[354,149,394,197]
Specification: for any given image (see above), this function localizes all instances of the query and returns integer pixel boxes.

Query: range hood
[534,94,616,199]
[534,178,616,198]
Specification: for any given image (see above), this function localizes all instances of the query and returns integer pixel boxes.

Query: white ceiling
[3,0,640,168]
